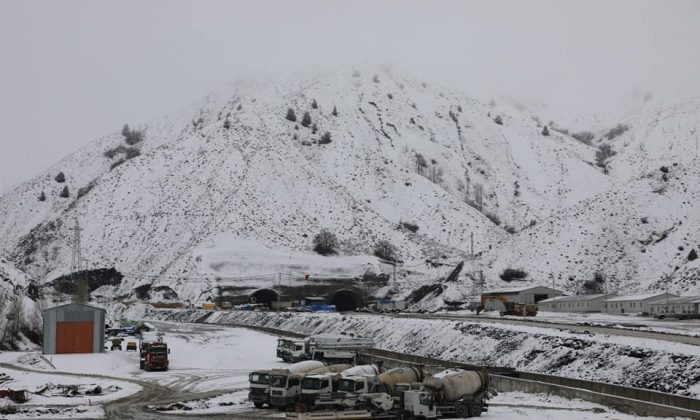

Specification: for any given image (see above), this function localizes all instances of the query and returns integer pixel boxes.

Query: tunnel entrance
[330,289,362,312]
[249,288,280,305]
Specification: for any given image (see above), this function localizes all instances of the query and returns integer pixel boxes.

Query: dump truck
[287,334,375,363]
[139,332,169,371]
[289,368,490,419]
[269,364,351,409]
[250,360,326,408]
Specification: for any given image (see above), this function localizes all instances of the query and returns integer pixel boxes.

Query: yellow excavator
[478,295,538,316]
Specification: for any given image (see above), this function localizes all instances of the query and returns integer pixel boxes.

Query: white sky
[1,0,699,193]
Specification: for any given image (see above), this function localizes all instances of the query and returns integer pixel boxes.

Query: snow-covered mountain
[0,68,697,303]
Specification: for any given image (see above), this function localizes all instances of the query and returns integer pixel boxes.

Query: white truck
[299,365,380,410]
[287,334,375,364]
[249,360,326,408]
[292,368,491,419]
[269,364,352,409]
[277,338,296,362]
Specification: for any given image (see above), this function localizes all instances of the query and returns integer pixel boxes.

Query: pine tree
[312,123,318,134]
[285,108,297,122]
[542,125,550,136]
[319,132,332,144]
[372,74,380,83]
[121,124,130,137]
[59,186,69,198]
[332,106,338,117]
[38,191,46,201]
[55,172,66,183]
[494,115,503,125]
[223,119,231,129]
[311,99,318,109]
[301,111,312,127]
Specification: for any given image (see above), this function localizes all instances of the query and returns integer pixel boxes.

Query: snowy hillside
[0,257,41,349]
[480,98,700,294]
[0,68,697,303]
[0,69,611,303]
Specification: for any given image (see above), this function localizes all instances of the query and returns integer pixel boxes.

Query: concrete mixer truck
[269,364,352,409]
[300,365,380,410]
[289,367,491,419]
[420,368,491,418]
[249,360,326,408]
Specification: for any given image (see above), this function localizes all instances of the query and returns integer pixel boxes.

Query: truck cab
[289,341,310,363]
[403,390,437,419]
[140,341,169,371]
[336,375,373,395]
[277,338,295,361]
[248,370,271,408]
[269,372,304,408]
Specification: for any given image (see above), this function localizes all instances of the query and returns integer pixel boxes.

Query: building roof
[648,296,700,305]
[43,303,106,313]
[484,285,560,295]
[539,294,613,304]
[605,292,675,303]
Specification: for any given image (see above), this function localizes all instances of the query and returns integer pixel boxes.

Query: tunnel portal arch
[330,289,363,312]
[249,288,280,305]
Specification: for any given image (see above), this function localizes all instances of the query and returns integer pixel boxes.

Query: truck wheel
[253,402,263,408]
[469,404,483,417]
[455,403,468,418]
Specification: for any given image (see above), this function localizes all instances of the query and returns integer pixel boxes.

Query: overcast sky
[1,0,699,193]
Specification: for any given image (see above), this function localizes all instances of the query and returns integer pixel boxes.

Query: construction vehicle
[298,365,378,410]
[269,364,351,409]
[289,368,490,419]
[249,360,326,408]
[312,367,421,412]
[478,295,537,316]
[202,302,216,310]
[286,334,375,363]
[139,332,169,371]
[277,337,296,361]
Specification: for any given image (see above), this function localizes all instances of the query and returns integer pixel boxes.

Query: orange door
[56,321,93,353]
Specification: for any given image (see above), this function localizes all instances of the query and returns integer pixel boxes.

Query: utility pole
[71,218,82,273]
[470,232,474,261]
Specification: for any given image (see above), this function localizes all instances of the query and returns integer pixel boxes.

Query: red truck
[139,333,170,371]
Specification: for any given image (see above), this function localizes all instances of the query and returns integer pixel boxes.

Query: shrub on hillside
[313,229,338,255]
[582,271,605,294]
[312,123,318,134]
[541,126,550,136]
[59,186,69,198]
[311,99,318,109]
[301,111,312,127]
[122,124,144,145]
[373,239,398,262]
[400,221,419,233]
[55,172,66,183]
[499,268,528,282]
[595,143,617,172]
[285,108,297,122]
[319,132,332,144]
[332,106,338,117]
[38,191,46,202]
[494,115,503,125]
[372,74,380,83]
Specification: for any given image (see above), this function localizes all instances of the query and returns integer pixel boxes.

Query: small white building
[601,292,678,314]
[649,296,700,317]
[538,293,617,313]
[482,285,564,307]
